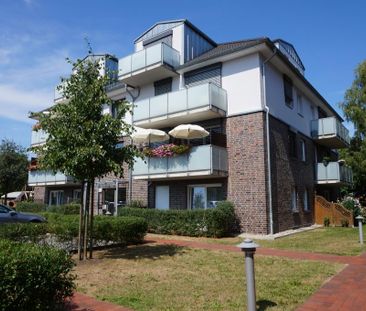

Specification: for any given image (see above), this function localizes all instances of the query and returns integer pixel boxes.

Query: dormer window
[283,74,293,108]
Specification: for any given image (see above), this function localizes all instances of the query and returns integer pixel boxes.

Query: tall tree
[340,60,366,193]
[31,56,139,259]
[0,140,28,205]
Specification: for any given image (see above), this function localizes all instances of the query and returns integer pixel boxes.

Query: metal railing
[316,162,353,184]
[118,43,180,76]
[133,144,228,177]
[311,117,350,145]
[134,83,227,122]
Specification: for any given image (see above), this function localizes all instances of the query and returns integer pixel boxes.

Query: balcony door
[155,186,169,210]
[188,184,224,209]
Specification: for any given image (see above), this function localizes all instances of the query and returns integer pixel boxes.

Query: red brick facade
[226,112,269,234]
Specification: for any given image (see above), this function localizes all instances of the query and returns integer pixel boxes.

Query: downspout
[126,85,140,205]
[261,49,277,235]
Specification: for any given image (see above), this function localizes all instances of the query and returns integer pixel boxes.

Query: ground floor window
[291,187,298,212]
[303,189,310,212]
[188,184,224,209]
[73,189,81,203]
[49,190,64,206]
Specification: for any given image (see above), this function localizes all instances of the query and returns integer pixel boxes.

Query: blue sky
[0,0,365,148]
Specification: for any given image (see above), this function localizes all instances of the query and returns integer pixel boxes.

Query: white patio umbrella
[131,127,169,144]
[168,124,209,139]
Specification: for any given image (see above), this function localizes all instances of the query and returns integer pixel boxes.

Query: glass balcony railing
[118,43,180,77]
[31,130,48,146]
[311,117,350,148]
[316,162,353,185]
[134,83,227,124]
[132,144,228,179]
[28,170,77,186]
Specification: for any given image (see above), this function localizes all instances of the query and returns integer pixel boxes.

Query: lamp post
[356,215,364,245]
[238,239,259,311]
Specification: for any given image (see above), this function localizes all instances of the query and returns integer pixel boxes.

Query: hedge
[119,201,237,238]
[16,202,80,215]
[0,214,148,249]
[0,239,75,311]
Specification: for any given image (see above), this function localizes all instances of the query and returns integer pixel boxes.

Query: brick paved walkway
[148,238,366,311]
[65,292,133,311]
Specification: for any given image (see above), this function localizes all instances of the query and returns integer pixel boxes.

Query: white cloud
[0,84,53,123]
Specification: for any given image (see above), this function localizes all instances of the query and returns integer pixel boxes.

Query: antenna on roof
[84,37,93,55]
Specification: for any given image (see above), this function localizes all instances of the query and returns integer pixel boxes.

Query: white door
[155,186,169,210]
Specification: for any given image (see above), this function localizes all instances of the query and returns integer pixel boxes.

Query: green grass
[75,244,342,311]
[148,225,366,256]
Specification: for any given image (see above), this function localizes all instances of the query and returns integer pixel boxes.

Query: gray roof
[176,38,267,70]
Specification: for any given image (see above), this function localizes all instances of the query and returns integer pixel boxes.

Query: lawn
[147,225,366,256]
[75,244,342,311]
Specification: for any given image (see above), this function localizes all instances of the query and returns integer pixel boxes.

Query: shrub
[0,223,48,243]
[119,201,237,238]
[341,219,349,227]
[0,239,75,311]
[15,201,46,213]
[129,200,146,208]
[93,216,148,244]
[46,203,80,215]
[324,217,330,227]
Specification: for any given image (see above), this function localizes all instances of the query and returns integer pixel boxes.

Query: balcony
[31,130,48,146]
[311,117,350,148]
[134,83,227,128]
[118,43,180,87]
[132,144,228,180]
[28,170,78,186]
[316,162,353,185]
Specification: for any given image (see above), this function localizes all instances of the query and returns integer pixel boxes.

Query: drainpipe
[261,49,277,235]
[126,85,140,204]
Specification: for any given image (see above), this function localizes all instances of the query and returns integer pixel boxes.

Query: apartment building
[29,19,352,234]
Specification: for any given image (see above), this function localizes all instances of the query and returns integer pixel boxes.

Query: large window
[283,75,293,108]
[49,190,64,206]
[303,189,310,212]
[188,184,224,209]
[154,78,172,96]
[289,130,297,158]
[291,187,298,213]
[300,139,306,162]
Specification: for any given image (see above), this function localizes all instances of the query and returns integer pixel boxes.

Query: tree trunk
[83,181,90,260]
[4,193,7,206]
[89,181,95,259]
[78,181,86,260]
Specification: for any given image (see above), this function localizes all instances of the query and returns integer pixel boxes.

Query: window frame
[187,183,224,209]
[291,186,298,213]
[303,188,310,212]
[299,139,306,162]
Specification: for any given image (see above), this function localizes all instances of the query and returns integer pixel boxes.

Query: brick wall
[226,112,269,234]
[269,116,314,232]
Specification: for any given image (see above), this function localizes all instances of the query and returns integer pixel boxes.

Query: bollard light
[356,215,364,245]
[238,239,259,311]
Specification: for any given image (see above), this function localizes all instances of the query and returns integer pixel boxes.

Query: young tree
[31,56,139,259]
[0,140,28,205]
[340,60,366,193]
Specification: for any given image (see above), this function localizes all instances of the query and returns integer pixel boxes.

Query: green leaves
[0,140,28,199]
[30,57,139,182]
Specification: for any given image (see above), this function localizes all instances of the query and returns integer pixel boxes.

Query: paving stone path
[68,237,366,311]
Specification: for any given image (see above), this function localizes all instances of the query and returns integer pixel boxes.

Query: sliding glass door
[188,184,224,209]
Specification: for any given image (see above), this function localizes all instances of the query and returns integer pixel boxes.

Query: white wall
[265,63,318,137]
[172,24,184,65]
[222,54,262,116]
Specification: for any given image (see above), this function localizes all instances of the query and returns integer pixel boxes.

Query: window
[188,184,224,209]
[111,99,126,118]
[297,94,303,116]
[154,78,172,96]
[49,190,64,206]
[73,189,81,203]
[289,131,297,158]
[283,75,293,108]
[291,187,298,212]
[300,139,306,162]
[303,189,310,212]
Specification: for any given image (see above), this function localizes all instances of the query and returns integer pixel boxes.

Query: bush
[15,201,46,213]
[46,203,80,215]
[324,217,330,227]
[0,239,75,311]
[93,216,148,244]
[119,201,237,238]
[0,223,48,243]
